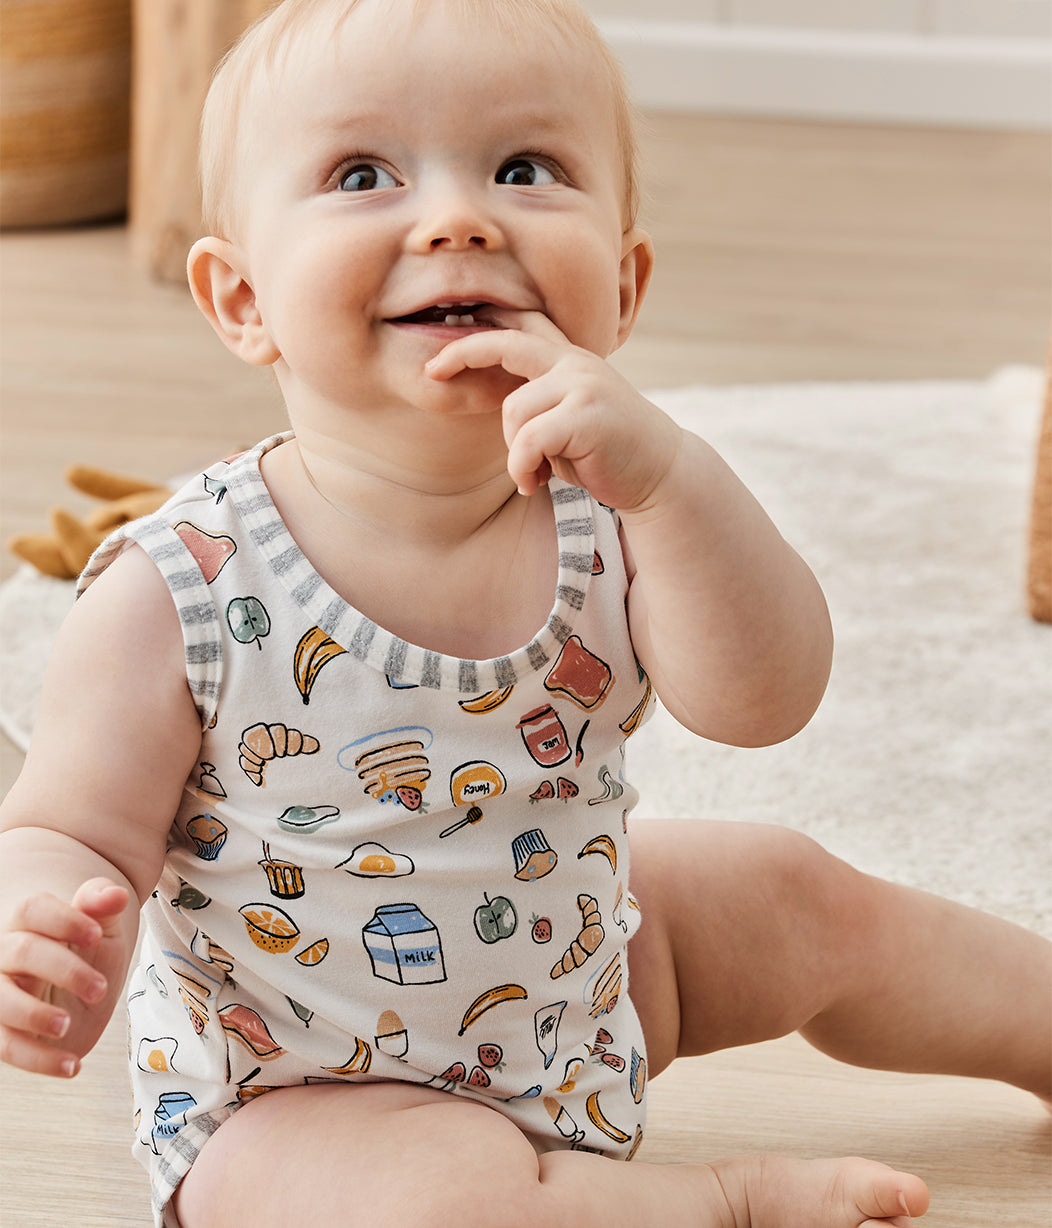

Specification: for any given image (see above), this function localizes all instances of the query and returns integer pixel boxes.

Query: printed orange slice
[239,903,300,954]
[295,938,330,966]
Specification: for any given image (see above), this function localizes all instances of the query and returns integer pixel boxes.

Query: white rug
[2,369,1048,934]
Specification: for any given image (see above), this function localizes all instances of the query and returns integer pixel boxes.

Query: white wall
[583,0,1052,127]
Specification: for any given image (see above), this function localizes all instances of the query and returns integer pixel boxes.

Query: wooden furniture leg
[128,0,270,282]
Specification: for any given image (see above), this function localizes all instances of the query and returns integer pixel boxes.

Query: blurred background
[0,0,1049,558]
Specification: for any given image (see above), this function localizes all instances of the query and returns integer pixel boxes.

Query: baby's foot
[715,1153,930,1228]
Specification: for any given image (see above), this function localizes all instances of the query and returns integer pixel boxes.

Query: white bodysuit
[80,433,653,1227]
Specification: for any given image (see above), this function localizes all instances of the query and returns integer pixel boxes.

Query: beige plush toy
[7,466,172,580]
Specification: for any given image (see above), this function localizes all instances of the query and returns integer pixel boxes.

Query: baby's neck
[259,434,559,659]
[276,415,514,533]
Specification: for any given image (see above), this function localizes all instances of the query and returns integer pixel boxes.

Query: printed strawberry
[396,785,423,811]
[441,1062,467,1082]
[530,781,555,801]
[600,1052,626,1072]
[530,914,552,943]
[477,1043,504,1069]
[467,1066,491,1088]
[556,777,579,799]
[595,1027,613,1046]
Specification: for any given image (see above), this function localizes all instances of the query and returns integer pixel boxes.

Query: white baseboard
[598,20,1052,129]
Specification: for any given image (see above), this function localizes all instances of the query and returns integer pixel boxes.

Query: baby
[1,1,1048,1226]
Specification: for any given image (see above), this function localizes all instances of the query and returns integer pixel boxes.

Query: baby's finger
[425,324,564,384]
[484,308,568,344]
[70,879,130,933]
[506,410,576,497]
[0,1016,80,1078]
[0,931,107,1007]
[0,974,74,1049]
[5,892,103,950]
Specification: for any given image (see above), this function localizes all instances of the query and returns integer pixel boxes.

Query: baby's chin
[416,363,525,416]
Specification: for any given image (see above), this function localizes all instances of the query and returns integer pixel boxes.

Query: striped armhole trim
[78,514,222,729]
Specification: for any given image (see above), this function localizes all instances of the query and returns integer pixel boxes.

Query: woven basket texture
[1,0,132,228]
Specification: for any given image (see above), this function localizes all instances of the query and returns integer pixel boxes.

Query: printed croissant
[550,894,605,979]
[239,722,319,787]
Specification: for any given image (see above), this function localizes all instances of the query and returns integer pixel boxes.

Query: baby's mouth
[391,302,498,328]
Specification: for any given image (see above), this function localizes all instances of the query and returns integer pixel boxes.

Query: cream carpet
[2,368,1048,935]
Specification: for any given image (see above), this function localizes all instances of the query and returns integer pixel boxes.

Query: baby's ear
[187,237,280,366]
[615,227,654,348]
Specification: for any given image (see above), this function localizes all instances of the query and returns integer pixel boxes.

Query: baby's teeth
[460,314,475,326]
[443,313,474,326]
[444,314,459,326]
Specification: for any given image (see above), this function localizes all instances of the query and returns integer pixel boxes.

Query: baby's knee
[745,823,884,988]
[753,824,863,914]
[388,1099,553,1228]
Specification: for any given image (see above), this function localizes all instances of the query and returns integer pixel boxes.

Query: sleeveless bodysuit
[80,432,654,1226]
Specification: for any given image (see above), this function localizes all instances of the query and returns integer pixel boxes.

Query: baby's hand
[426,313,682,509]
[0,878,131,1077]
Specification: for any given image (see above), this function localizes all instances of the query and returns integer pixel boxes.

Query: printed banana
[577,834,617,874]
[585,1090,631,1144]
[323,1036,372,1075]
[618,674,653,736]
[458,982,528,1035]
[294,625,347,704]
[458,685,515,715]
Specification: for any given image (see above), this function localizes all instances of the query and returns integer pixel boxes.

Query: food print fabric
[79,432,655,1226]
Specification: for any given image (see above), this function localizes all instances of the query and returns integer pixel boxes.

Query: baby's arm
[426,319,833,746]
[616,429,834,746]
[0,545,202,1076]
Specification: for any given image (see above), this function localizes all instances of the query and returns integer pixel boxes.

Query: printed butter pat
[362,903,447,986]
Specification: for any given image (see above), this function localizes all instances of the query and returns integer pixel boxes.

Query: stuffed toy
[7,465,172,580]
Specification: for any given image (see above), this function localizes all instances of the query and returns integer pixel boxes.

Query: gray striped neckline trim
[227,434,596,692]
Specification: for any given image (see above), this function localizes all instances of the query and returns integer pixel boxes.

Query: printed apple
[473,893,517,944]
[227,596,270,649]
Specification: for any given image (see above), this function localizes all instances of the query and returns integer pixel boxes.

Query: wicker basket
[1,0,132,228]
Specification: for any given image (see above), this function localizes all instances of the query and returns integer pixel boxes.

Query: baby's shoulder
[73,542,189,670]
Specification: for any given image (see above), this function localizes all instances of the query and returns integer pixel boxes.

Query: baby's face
[232,0,644,419]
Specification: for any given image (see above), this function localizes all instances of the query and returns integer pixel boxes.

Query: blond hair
[199,0,640,240]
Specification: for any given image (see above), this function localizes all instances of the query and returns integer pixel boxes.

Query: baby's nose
[408,186,505,253]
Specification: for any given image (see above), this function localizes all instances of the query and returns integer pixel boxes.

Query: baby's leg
[628,819,1051,1097]
[172,1079,928,1228]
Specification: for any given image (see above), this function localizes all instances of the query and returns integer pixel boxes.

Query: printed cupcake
[186,814,228,861]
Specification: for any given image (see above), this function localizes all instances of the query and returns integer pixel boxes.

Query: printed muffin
[186,814,228,860]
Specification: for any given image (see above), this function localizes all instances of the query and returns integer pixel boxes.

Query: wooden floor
[1,112,1050,1226]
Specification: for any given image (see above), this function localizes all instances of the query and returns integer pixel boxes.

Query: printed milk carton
[362,903,447,985]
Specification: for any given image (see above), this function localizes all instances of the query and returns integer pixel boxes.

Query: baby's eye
[496,158,557,187]
[338,163,398,192]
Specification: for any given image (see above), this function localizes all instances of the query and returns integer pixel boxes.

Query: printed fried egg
[137,1036,179,1073]
[337,842,415,878]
